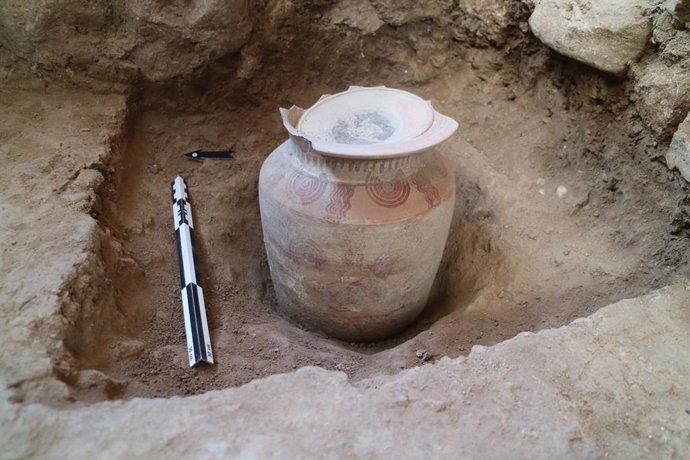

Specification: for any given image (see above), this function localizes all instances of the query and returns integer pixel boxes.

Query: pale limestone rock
[666,112,690,180]
[122,0,252,81]
[653,10,677,46]
[325,0,384,34]
[653,1,690,47]
[631,31,690,135]
[529,0,653,76]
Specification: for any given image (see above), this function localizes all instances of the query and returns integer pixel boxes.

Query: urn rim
[280,86,459,160]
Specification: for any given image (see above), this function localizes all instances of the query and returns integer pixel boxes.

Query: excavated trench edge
[52,98,136,403]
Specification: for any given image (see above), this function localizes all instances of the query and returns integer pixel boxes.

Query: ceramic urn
[258,86,458,341]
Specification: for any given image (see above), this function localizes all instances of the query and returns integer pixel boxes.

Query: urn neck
[286,138,430,183]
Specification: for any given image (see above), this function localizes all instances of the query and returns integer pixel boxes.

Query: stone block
[529,0,652,76]
[666,112,690,181]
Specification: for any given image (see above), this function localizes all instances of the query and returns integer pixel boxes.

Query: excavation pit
[3,0,690,454]
[58,52,690,403]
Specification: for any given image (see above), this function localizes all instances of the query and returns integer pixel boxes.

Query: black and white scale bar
[172,176,214,367]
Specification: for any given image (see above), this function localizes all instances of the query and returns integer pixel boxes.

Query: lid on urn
[297,86,435,146]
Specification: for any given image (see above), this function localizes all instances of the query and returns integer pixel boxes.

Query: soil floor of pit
[74,49,690,401]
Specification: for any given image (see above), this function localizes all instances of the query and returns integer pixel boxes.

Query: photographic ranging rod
[172,176,214,367]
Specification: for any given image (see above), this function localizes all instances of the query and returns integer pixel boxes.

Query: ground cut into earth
[61,45,690,402]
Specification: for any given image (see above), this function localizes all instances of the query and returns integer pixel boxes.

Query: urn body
[259,139,455,341]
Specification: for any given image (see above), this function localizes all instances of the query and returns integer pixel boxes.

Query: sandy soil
[62,45,690,401]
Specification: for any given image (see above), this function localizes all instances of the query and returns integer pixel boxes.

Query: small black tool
[184,150,234,161]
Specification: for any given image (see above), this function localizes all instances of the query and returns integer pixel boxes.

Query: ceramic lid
[297,87,435,146]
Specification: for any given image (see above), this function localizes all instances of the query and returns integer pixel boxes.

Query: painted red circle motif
[286,172,327,205]
[366,172,410,208]
[288,238,324,268]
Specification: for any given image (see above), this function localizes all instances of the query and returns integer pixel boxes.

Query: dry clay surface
[3,285,690,458]
[0,87,127,403]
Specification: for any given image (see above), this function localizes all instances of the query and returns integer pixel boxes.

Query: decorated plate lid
[297,86,435,145]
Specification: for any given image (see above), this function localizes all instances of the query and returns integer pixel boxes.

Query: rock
[109,339,147,360]
[652,10,677,46]
[324,0,384,34]
[121,0,252,81]
[0,0,252,82]
[652,1,690,48]
[529,0,653,76]
[659,29,690,64]
[666,112,690,181]
[369,0,452,26]
[631,32,690,136]
[73,169,104,190]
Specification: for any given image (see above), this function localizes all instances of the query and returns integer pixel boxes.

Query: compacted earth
[1,0,689,457]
